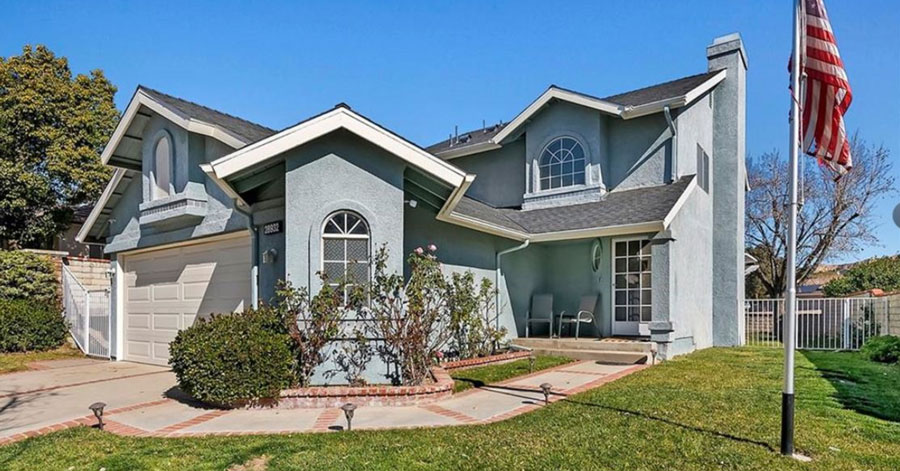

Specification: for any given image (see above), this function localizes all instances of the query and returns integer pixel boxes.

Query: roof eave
[75,168,126,243]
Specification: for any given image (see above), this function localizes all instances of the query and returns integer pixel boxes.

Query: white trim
[620,70,727,119]
[492,87,623,144]
[115,229,250,257]
[210,107,467,188]
[440,212,529,241]
[530,221,664,243]
[101,89,245,166]
[112,257,125,361]
[75,168,126,243]
[610,235,654,336]
[662,177,698,228]
[319,210,371,294]
[200,163,249,209]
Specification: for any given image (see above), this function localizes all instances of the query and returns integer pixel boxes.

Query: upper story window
[322,211,370,297]
[152,134,173,200]
[538,137,586,191]
[696,144,710,192]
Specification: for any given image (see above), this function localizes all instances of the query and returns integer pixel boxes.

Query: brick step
[526,348,649,365]
[513,337,654,353]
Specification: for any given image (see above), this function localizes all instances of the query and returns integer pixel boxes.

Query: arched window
[153,134,172,200]
[538,137,586,191]
[321,211,370,294]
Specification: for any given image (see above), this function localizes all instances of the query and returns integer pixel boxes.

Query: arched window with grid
[538,136,586,191]
[321,211,370,296]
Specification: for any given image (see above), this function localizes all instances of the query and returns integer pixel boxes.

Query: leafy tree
[0,45,118,248]
[745,136,896,297]
[823,255,900,297]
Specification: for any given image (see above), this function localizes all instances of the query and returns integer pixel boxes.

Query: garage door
[123,234,251,366]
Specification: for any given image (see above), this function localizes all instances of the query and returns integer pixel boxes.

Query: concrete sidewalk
[1,360,645,444]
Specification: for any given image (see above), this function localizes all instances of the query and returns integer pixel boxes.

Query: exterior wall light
[540,383,552,405]
[89,401,107,430]
[341,402,357,431]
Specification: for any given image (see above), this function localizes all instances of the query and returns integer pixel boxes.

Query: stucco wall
[540,240,608,338]
[606,113,671,190]
[283,130,405,292]
[104,115,249,254]
[675,94,715,177]
[451,139,525,208]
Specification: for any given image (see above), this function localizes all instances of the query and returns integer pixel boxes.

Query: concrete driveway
[0,359,174,440]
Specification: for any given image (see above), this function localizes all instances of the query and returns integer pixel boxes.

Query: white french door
[612,237,652,336]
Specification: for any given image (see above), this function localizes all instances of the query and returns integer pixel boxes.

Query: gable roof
[428,70,726,159]
[138,87,276,144]
[446,177,696,241]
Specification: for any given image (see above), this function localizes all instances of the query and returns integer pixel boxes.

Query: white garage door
[123,234,251,366]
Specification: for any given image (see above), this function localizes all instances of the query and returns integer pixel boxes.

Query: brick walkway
[0,360,646,445]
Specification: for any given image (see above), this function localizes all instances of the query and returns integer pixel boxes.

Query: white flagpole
[782,0,802,457]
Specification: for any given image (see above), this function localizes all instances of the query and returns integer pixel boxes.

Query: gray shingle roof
[453,177,694,235]
[139,86,276,144]
[427,71,721,154]
[601,71,721,107]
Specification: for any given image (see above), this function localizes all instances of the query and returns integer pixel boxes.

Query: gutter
[495,239,530,331]
[233,203,259,309]
[664,105,678,183]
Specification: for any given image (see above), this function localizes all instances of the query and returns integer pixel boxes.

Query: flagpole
[782,0,802,457]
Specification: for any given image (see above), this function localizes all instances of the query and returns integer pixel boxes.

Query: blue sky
[4,1,898,262]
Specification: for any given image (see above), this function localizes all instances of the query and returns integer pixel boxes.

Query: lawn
[0,344,83,374]
[449,354,574,392]
[1,347,897,470]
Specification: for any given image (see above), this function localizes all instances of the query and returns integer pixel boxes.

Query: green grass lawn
[450,354,574,392]
[0,344,83,374]
[1,347,897,470]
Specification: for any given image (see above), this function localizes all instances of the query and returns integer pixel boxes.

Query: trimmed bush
[169,307,294,407]
[860,335,900,364]
[0,250,58,305]
[0,299,67,352]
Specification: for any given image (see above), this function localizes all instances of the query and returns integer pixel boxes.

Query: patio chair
[557,295,599,340]
[525,294,554,338]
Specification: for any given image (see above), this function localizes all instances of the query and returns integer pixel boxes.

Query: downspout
[664,105,678,183]
[495,239,530,331]
[234,204,259,309]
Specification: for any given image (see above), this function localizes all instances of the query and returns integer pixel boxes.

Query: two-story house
[78,34,747,368]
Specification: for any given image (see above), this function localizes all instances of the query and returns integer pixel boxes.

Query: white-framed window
[152,133,173,200]
[538,136,586,191]
[613,238,652,324]
[321,211,370,297]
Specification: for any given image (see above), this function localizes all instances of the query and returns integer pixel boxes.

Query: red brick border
[253,366,454,409]
[312,408,341,431]
[419,403,478,424]
[156,410,230,436]
[441,351,532,370]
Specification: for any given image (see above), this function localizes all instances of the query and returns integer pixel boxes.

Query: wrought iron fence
[744,297,890,350]
[62,265,111,358]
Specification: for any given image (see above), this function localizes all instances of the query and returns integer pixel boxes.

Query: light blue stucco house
[78,34,747,368]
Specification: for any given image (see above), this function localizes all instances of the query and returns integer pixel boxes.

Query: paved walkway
[0,359,645,445]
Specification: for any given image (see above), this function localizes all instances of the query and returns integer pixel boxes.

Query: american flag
[797,0,853,174]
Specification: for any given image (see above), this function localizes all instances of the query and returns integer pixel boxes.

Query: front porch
[512,337,654,365]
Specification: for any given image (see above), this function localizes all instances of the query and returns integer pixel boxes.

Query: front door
[612,238,652,336]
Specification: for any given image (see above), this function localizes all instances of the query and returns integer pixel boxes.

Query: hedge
[0,250,58,305]
[860,335,900,364]
[169,307,294,407]
[0,299,68,352]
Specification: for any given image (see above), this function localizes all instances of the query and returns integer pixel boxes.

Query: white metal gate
[62,265,111,358]
[744,297,890,350]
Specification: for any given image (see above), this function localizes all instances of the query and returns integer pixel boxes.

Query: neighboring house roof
[448,176,696,241]
[139,87,276,144]
[428,70,725,159]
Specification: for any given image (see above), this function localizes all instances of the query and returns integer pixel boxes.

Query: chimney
[707,33,748,347]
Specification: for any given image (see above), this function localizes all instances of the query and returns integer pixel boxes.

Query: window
[696,144,710,192]
[613,239,652,324]
[321,211,370,297]
[538,137,586,191]
[153,134,172,200]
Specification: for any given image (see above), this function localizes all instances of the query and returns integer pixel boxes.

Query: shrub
[0,299,67,352]
[0,250,58,305]
[860,335,900,364]
[823,255,900,297]
[168,307,294,407]
[446,271,506,359]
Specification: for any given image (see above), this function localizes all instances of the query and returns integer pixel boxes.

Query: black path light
[528,353,536,373]
[341,403,357,431]
[539,383,552,405]
[88,402,107,430]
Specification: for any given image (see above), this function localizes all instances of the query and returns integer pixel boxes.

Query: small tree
[276,280,344,387]
[446,272,506,359]
[364,245,453,386]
